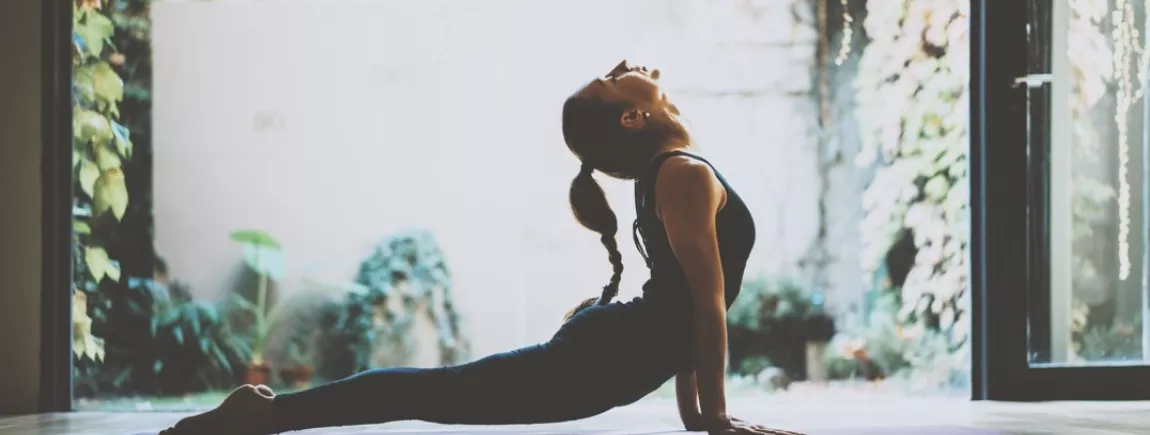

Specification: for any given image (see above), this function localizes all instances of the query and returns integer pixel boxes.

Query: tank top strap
[640,149,728,192]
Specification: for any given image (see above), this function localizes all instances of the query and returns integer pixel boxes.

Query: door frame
[41,0,76,413]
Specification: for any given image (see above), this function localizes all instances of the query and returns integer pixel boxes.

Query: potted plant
[801,292,836,382]
[228,229,287,385]
[278,335,315,389]
[727,276,837,382]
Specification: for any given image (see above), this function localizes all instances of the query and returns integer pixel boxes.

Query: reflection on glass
[1035,0,1149,365]
[71,0,971,411]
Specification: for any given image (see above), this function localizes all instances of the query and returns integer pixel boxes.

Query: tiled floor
[2,394,1149,435]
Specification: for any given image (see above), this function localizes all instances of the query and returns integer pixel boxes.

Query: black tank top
[632,150,756,317]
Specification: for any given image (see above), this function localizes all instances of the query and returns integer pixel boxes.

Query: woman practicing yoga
[163,60,802,435]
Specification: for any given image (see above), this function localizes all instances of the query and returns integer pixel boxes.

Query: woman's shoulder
[653,154,721,193]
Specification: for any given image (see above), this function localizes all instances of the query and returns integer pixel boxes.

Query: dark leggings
[270,303,682,432]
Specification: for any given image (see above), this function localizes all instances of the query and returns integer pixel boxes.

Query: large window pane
[1031,0,1150,365]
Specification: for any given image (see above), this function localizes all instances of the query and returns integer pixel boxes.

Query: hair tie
[580,163,594,176]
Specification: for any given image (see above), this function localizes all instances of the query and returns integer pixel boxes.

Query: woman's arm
[655,156,729,426]
[676,370,704,431]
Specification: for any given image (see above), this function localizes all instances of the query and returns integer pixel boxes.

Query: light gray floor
[3,395,1149,435]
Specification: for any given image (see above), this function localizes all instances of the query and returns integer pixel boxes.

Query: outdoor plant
[315,283,378,381]
[825,291,967,390]
[726,276,836,379]
[73,277,249,397]
[1079,316,1143,361]
[315,230,468,380]
[854,0,970,352]
[73,291,106,364]
[278,332,316,389]
[71,0,136,367]
[101,0,159,281]
[226,230,288,384]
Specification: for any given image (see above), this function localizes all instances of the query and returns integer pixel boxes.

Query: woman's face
[577,60,671,114]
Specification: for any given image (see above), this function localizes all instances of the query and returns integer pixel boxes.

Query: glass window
[1030,0,1150,366]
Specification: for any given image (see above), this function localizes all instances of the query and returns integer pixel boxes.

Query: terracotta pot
[279,364,314,389]
[244,361,274,386]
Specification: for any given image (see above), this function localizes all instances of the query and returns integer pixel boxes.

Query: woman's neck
[652,141,696,159]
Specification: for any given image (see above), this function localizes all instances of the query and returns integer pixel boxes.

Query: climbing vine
[854,0,970,347]
[72,0,136,364]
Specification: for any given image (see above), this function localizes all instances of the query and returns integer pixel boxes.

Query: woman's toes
[253,384,276,397]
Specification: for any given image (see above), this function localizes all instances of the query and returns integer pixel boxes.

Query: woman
[162,60,802,435]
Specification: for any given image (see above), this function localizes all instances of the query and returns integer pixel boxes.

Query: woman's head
[560,60,688,313]
[562,60,688,180]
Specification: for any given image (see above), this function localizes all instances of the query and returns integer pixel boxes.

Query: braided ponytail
[567,164,625,319]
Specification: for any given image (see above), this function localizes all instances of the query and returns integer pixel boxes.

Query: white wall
[0,0,43,415]
[151,0,828,359]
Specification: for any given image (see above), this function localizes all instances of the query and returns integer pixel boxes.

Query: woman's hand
[682,413,706,432]
[704,416,805,435]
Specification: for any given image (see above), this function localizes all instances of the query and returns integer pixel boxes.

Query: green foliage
[315,283,378,381]
[1079,317,1143,361]
[230,230,283,248]
[230,229,286,279]
[102,0,157,281]
[72,1,244,398]
[728,276,836,342]
[71,0,136,365]
[315,230,468,380]
[354,229,467,361]
[227,229,286,363]
[824,293,968,390]
[854,0,970,350]
[850,295,912,375]
[72,291,106,363]
[74,278,249,397]
[727,276,835,379]
[734,355,775,377]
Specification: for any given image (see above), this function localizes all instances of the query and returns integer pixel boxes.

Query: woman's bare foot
[160,384,276,435]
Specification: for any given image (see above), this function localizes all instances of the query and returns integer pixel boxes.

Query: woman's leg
[272,343,603,431]
[164,342,614,434]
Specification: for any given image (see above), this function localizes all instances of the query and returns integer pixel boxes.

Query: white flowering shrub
[855,0,971,349]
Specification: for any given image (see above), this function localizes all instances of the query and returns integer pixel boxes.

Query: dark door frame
[41,0,76,413]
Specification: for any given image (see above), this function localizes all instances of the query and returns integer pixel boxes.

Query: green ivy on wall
[72,0,134,363]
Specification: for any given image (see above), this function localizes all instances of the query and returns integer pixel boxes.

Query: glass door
[1028,0,1150,369]
[975,0,1150,400]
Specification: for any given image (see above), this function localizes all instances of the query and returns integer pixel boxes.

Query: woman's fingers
[747,429,802,435]
[730,417,800,434]
[762,428,805,435]
[712,417,804,435]
[742,424,804,435]
[757,426,804,435]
